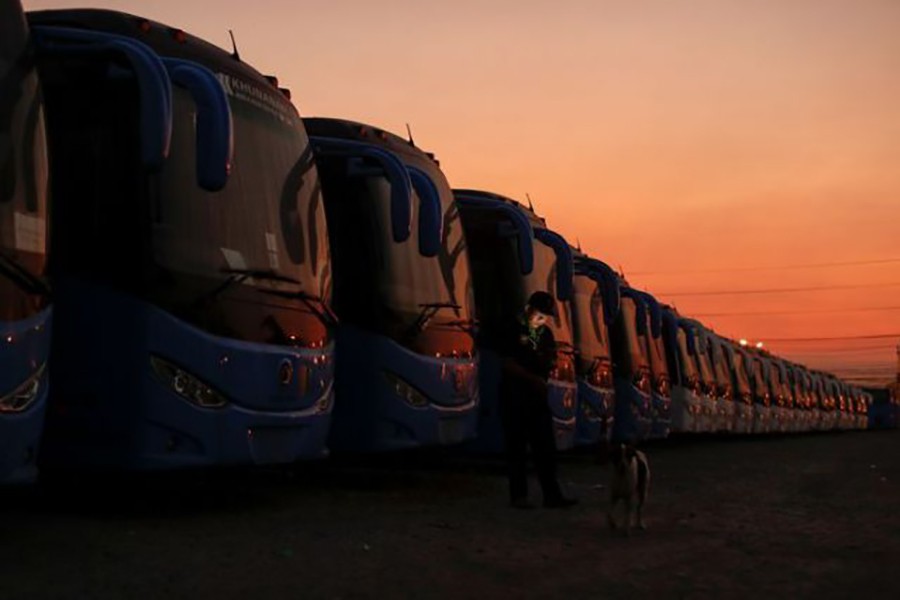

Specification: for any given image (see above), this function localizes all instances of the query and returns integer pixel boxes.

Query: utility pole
[894,344,900,401]
[895,344,899,385]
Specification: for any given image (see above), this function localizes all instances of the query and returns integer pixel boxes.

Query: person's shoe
[543,496,578,509]
[509,497,535,510]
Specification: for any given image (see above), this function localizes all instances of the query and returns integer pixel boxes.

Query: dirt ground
[1,430,899,599]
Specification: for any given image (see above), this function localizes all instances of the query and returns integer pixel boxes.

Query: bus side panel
[329,325,479,454]
[611,376,652,443]
[575,379,615,446]
[0,309,51,483]
[547,379,577,451]
[42,280,333,470]
[649,391,672,439]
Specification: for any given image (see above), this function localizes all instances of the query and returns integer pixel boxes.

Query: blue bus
[722,342,755,434]
[633,291,672,439]
[30,10,334,469]
[0,0,52,483]
[667,315,703,434]
[305,119,479,453]
[609,286,653,442]
[679,319,719,433]
[455,190,577,452]
[571,254,619,446]
[705,332,737,433]
[849,385,867,430]
[791,363,815,433]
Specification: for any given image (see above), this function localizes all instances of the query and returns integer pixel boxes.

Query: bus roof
[28,8,293,111]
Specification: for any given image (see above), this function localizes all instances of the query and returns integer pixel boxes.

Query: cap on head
[527,291,557,317]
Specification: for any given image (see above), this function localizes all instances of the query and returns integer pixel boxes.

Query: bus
[679,320,718,433]
[666,312,700,434]
[30,10,334,469]
[824,375,842,431]
[707,334,736,433]
[746,353,772,434]
[784,363,805,433]
[851,386,868,430]
[765,357,790,434]
[634,291,672,439]
[304,118,478,453]
[810,371,828,431]
[455,190,577,452]
[571,254,619,445]
[838,381,854,431]
[609,287,653,442]
[0,0,51,483]
[722,342,754,434]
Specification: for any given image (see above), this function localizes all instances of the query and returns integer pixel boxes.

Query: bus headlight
[314,380,334,414]
[150,355,228,409]
[383,370,430,408]
[0,363,46,414]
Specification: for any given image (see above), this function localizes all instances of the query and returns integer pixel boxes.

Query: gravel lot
[2,431,898,599]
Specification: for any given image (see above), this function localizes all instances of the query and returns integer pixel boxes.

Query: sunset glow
[26,0,900,384]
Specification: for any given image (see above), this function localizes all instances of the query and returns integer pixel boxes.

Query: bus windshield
[731,350,752,398]
[524,238,574,348]
[676,329,699,385]
[0,4,49,321]
[152,80,331,342]
[751,360,768,401]
[571,274,610,368]
[612,297,648,376]
[41,56,330,347]
[317,154,474,356]
[647,333,669,381]
[695,339,715,391]
[710,343,732,397]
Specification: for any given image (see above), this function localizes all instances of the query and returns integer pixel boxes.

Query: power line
[659,282,900,297]
[766,333,900,342]
[694,306,900,317]
[631,257,900,276]
[783,346,897,354]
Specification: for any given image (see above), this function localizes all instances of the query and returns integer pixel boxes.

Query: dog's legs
[636,499,647,530]
[607,497,619,530]
[623,498,633,536]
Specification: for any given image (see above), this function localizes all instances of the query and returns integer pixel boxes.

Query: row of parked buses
[0,5,890,484]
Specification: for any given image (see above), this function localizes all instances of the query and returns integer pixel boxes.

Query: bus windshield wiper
[406,302,462,338]
[439,317,479,335]
[221,267,302,285]
[556,340,578,356]
[254,287,339,328]
[0,252,51,296]
[194,267,302,308]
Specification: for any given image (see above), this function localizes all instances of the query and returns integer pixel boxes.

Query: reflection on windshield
[677,329,699,382]
[0,25,49,319]
[153,87,329,301]
[732,351,752,396]
[612,298,648,376]
[523,240,573,346]
[572,275,609,364]
[317,153,474,355]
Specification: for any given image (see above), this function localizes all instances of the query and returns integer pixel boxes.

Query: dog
[607,443,650,535]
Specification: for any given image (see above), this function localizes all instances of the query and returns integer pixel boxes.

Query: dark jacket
[499,315,557,397]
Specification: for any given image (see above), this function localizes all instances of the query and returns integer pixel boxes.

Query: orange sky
[26,0,900,384]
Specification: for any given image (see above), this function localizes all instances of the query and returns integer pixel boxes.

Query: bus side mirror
[32,25,172,170]
[312,137,412,243]
[163,58,233,192]
[407,167,443,257]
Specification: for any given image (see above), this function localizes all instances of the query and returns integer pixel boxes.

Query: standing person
[499,291,577,509]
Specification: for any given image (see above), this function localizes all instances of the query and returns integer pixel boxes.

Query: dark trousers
[500,380,562,503]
